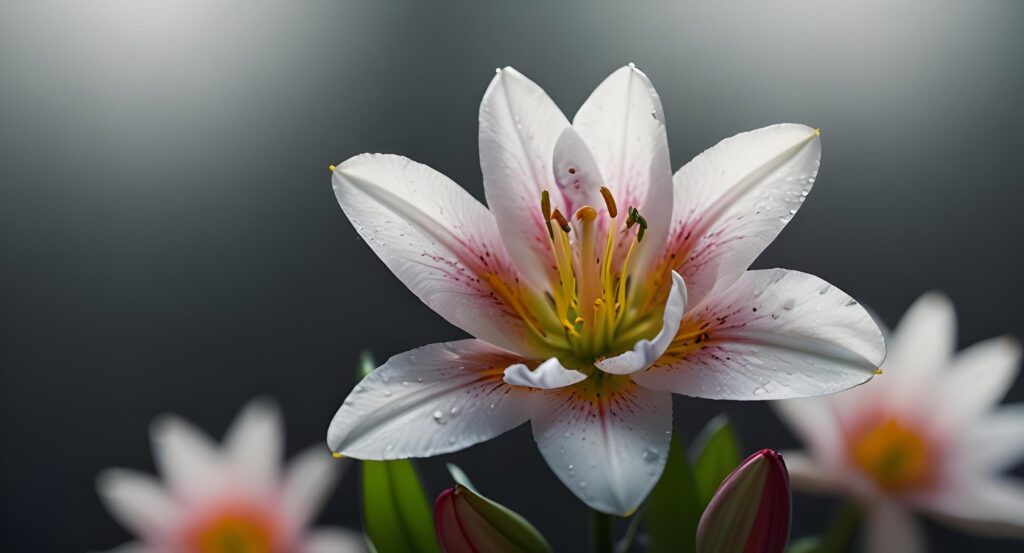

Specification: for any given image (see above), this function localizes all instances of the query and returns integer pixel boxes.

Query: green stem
[589,508,615,553]
[819,502,862,553]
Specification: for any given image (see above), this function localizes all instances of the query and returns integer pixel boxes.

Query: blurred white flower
[97,400,364,553]
[775,292,1024,552]
[326,65,885,515]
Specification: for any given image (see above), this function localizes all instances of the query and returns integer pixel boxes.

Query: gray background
[2,0,1022,551]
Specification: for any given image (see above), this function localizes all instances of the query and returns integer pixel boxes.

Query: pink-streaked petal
[937,336,1021,428]
[664,124,821,306]
[633,270,884,400]
[959,405,1024,473]
[596,271,686,375]
[531,380,672,515]
[503,357,587,389]
[224,399,283,493]
[572,65,673,278]
[552,127,604,216]
[96,469,178,539]
[150,414,225,501]
[863,501,926,553]
[301,528,368,553]
[327,340,533,459]
[884,292,956,386]
[283,446,342,530]
[333,153,542,358]
[927,478,1024,539]
[479,67,570,294]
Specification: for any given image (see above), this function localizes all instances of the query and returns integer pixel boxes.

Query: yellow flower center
[188,507,279,553]
[849,417,933,492]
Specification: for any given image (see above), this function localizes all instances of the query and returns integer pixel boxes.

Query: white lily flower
[327,65,885,515]
[97,400,364,553]
[774,293,1024,552]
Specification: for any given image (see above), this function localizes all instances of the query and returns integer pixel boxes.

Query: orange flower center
[187,507,280,553]
[849,418,933,492]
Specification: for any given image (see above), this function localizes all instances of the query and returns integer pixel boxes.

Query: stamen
[551,209,571,233]
[599,186,618,218]
[627,207,648,242]
[541,190,552,221]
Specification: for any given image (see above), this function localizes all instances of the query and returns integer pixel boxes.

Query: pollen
[329,164,336,172]
[849,417,933,492]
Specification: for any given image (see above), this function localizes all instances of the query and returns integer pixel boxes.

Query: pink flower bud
[434,485,551,553]
[697,449,791,553]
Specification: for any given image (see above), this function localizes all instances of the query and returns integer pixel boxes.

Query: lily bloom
[774,293,1024,552]
[97,400,364,553]
[327,65,885,515]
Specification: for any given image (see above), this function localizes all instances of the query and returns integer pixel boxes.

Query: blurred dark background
[2,0,1022,551]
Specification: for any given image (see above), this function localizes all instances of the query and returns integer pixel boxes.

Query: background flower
[96,400,364,553]
[774,293,1024,552]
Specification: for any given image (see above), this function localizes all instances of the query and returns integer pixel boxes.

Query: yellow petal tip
[328,164,336,172]
[331,451,344,459]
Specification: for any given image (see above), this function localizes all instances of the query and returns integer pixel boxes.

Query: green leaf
[786,537,823,553]
[691,415,742,508]
[644,435,702,553]
[444,464,552,553]
[362,459,440,553]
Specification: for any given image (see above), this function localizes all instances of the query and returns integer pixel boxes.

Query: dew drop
[642,448,659,462]
[782,298,796,311]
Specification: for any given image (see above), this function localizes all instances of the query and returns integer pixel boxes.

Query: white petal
[863,501,926,553]
[225,399,283,493]
[960,405,1024,473]
[150,414,224,500]
[772,398,843,462]
[531,380,672,515]
[333,153,542,357]
[301,528,368,553]
[552,127,604,216]
[596,272,687,375]
[96,469,178,538]
[503,357,587,389]
[327,340,533,459]
[884,292,956,386]
[780,451,840,494]
[633,269,884,400]
[283,446,342,529]
[663,124,821,306]
[573,65,673,277]
[927,478,1024,538]
[938,336,1021,427]
[479,67,571,293]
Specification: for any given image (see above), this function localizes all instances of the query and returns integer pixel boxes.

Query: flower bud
[434,485,551,553]
[696,449,791,553]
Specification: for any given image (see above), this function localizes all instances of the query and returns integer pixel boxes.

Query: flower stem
[589,508,614,553]
[819,502,862,552]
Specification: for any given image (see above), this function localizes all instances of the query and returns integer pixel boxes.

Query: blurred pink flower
[97,400,364,553]
[775,292,1024,552]
[327,65,885,515]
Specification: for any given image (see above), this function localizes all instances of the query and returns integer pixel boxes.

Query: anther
[550,209,571,233]
[599,187,618,218]
[627,207,648,242]
[541,190,552,221]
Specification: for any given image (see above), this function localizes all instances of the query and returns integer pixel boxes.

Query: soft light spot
[849,418,933,492]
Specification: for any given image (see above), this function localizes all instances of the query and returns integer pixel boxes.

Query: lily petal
[596,271,687,375]
[224,399,283,493]
[929,478,1024,538]
[503,357,587,389]
[960,405,1024,473]
[938,336,1021,427]
[96,469,178,539]
[552,127,604,216]
[772,399,843,464]
[480,67,571,294]
[531,379,672,515]
[573,65,673,277]
[864,501,925,553]
[333,153,542,357]
[884,292,956,386]
[150,414,224,500]
[663,124,821,306]
[633,270,884,400]
[778,451,839,495]
[283,446,342,529]
[301,529,368,553]
[327,340,533,459]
